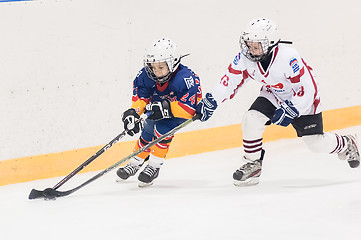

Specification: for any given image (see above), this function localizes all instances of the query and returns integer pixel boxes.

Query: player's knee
[302,134,324,153]
[242,110,269,131]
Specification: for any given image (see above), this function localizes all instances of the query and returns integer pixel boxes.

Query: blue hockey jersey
[131,64,202,119]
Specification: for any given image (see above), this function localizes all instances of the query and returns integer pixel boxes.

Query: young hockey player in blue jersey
[117,37,202,187]
[196,18,360,186]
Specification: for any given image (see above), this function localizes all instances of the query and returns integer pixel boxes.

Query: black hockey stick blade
[28,187,73,200]
[28,113,152,201]
[29,115,199,199]
[28,188,45,200]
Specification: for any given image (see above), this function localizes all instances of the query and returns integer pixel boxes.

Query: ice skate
[138,165,160,187]
[338,135,360,168]
[233,150,265,186]
[116,163,140,181]
[116,156,149,182]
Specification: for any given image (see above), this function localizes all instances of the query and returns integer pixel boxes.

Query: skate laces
[143,165,157,177]
[238,160,261,174]
[124,164,139,175]
[345,135,360,161]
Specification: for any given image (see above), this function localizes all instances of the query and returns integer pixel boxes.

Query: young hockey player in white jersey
[196,18,360,186]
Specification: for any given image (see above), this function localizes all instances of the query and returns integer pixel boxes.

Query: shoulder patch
[289,58,300,73]
[184,76,194,89]
[136,69,143,78]
[233,52,242,65]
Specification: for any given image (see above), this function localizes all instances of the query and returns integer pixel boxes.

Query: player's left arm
[171,74,202,119]
[287,55,318,115]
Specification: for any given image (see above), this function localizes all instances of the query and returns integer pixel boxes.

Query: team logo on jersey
[261,80,284,90]
[184,76,194,89]
[289,58,300,73]
[233,53,242,65]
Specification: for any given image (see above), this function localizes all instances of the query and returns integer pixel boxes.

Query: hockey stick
[29,114,200,200]
[28,113,150,200]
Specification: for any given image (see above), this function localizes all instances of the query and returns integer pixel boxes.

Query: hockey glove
[122,108,143,136]
[271,100,299,127]
[196,93,218,122]
[145,99,173,121]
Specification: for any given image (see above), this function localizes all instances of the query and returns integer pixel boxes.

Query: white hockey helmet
[144,37,181,83]
[240,18,280,62]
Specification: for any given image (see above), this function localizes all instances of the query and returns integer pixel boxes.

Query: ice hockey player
[117,37,202,187]
[196,18,360,186]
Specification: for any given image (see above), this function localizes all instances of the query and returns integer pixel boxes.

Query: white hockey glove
[271,100,299,127]
[145,100,173,121]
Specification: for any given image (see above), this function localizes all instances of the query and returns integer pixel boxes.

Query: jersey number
[180,93,196,105]
[294,86,305,97]
[220,75,229,86]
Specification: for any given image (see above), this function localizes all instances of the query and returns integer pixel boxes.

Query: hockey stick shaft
[52,113,149,190]
[52,132,126,190]
[45,114,199,198]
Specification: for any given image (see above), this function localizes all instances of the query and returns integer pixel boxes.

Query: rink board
[1,105,361,186]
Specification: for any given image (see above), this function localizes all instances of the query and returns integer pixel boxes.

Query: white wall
[1,0,360,160]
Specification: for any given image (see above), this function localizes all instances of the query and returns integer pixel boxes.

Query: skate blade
[138,181,154,187]
[116,178,126,183]
[233,177,260,187]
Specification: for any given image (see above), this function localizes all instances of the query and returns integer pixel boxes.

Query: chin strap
[264,40,293,59]
[155,53,191,84]
[180,53,190,59]
[279,40,293,44]
[171,53,190,70]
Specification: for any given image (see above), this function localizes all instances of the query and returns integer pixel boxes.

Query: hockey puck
[43,188,57,200]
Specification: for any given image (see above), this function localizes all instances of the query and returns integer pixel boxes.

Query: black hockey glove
[271,100,299,127]
[145,100,173,121]
[196,93,218,122]
[122,108,142,136]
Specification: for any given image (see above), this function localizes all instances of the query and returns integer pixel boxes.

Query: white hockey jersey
[212,45,321,115]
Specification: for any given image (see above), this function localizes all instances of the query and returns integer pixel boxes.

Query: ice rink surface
[1,126,360,240]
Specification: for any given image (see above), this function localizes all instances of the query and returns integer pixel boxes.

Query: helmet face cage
[144,58,179,83]
[143,38,180,84]
[240,37,270,62]
[239,18,280,62]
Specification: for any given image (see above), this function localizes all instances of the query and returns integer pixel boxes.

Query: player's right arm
[196,52,250,121]
[211,52,250,103]
[130,69,153,114]
[122,69,153,136]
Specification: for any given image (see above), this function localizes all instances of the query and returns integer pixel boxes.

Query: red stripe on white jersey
[301,58,320,114]
[288,67,305,83]
[228,64,242,75]
[229,79,245,100]
[227,68,249,100]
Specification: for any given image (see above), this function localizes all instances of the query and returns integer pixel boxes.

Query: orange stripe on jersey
[131,98,148,114]
[170,101,195,119]
[132,95,151,104]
